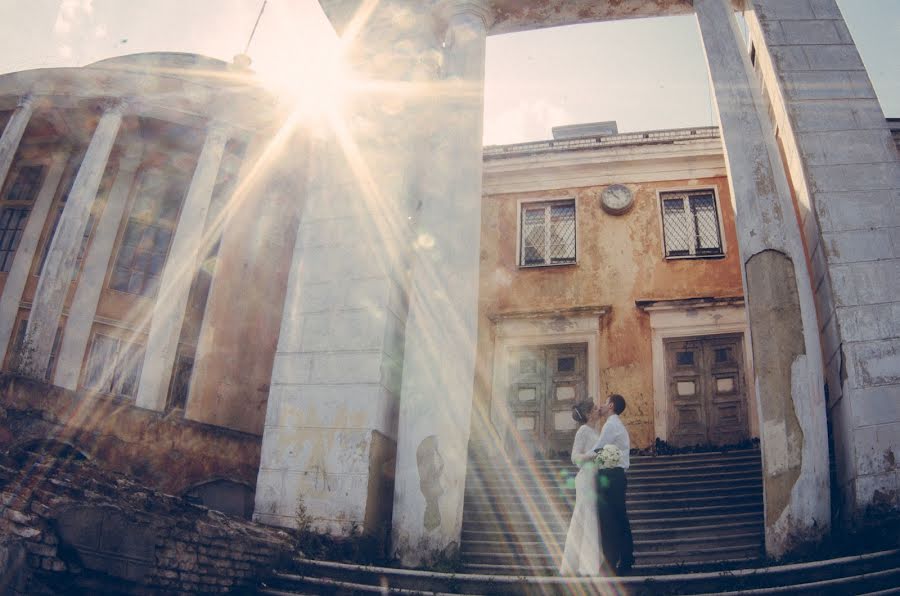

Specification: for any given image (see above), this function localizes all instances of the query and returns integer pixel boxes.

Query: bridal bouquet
[594,444,622,469]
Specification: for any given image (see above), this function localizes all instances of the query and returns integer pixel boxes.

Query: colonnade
[0,95,232,417]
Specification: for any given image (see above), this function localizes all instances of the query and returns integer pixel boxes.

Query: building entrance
[506,343,587,457]
[665,333,749,447]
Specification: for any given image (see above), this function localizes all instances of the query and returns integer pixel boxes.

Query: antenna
[244,0,268,56]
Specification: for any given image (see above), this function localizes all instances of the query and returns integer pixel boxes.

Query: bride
[559,398,605,576]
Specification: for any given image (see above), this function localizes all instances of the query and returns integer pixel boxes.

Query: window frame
[516,197,578,269]
[82,331,145,399]
[108,166,187,298]
[657,186,726,260]
[0,159,50,273]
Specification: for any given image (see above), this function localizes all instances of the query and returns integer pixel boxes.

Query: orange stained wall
[476,175,745,448]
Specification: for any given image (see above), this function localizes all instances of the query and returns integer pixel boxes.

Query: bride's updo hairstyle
[571,399,594,424]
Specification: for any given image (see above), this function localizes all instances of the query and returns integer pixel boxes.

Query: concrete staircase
[260,448,900,594]
[460,448,765,575]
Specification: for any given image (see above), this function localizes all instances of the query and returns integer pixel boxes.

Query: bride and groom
[560,394,635,577]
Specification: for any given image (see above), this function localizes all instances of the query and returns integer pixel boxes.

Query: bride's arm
[570,427,595,466]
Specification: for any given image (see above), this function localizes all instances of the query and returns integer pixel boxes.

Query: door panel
[666,334,749,447]
[507,347,545,455]
[506,343,587,457]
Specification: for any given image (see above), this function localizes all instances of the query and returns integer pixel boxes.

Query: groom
[592,393,635,575]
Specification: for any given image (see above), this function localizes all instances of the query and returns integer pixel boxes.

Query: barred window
[0,207,30,272]
[661,190,723,258]
[83,334,144,399]
[520,200,576,267]
[5,165,44,202]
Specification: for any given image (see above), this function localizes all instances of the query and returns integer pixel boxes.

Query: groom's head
[606,393,626,416]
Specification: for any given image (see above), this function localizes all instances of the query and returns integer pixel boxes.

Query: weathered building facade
[0,0,897,571]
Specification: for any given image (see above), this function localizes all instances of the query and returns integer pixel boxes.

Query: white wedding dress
[559,424,604,576]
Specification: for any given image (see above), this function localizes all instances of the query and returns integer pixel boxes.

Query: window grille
[5,165,44,202]
[0,207,30,272]
[84,334,144,399]
[520,200,576,267]
[661,190,723,258]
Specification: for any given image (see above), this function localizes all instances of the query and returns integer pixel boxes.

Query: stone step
[630,501,764,519]
[468,472,763,492]
[469,458,763,481]
[693,566,900,595]
[463,488,763,514]
[460,530,762,559]
[265,548,900,593]
[466,478,762,501]
[463,503,763,528]
[469,448,761,471]
[466,466,762,490]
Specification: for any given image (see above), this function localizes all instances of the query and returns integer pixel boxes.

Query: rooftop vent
[551,121,618,140]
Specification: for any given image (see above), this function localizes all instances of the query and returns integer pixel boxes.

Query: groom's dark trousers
[596,467,634,571]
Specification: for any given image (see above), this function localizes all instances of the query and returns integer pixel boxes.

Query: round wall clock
[600,184,635,215]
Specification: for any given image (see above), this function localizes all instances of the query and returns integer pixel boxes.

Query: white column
[21,100,125,379]
[0,152,66,365]
[0,95,36,190]
[135,123,229,411]
[53,142,143,390]
[695,0,830,556]
[390,0,490,566]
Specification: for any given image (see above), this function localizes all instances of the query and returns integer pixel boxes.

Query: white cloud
[54,0,94,35]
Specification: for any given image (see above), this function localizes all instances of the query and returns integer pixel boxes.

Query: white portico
[289,0,900,564]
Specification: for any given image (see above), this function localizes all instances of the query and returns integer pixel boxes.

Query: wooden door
[666,334,748,447]
[507,344,587,457]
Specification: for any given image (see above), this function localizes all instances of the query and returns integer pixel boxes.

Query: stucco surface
[477,175,744,449]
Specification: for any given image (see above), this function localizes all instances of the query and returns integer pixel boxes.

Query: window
[0,208,29,272]
[661,190,723,258]
[109,170,185,297]
[83,334,144,398]
[5,165,44,202]
[520,199,576,267]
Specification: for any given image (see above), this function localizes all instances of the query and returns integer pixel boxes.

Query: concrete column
[0,152,66,365]
[695,0,830,556]
[20,100,125,379]
[53,142,143,390]
[743,0,900,527]
[255,0,438,543]
[0,95,36,190]
[135,123,229,412]
[390,0,490,566]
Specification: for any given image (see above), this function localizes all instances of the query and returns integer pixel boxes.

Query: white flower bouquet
[594,444,622,469]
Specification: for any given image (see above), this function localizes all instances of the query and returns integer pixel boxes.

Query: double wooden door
[507,343,587,457]
[666,334,749,447]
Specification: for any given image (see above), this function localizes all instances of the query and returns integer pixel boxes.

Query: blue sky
[0,0,896,144]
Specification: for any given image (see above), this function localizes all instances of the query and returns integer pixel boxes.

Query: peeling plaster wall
[476,174,745,449]
[746,250,804,528]
[0,374,261,495]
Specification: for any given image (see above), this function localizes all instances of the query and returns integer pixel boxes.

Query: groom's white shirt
[591,414,631,470]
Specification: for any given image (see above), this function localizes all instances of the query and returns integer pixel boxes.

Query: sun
[256,40,352,120]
